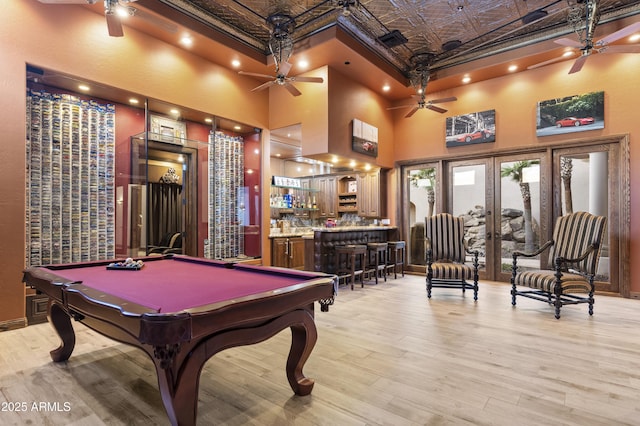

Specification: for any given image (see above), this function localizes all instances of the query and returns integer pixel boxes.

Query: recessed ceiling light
[508,65,518,72]
[298,59,309,69]
[331,156,339,164]
[349,160,356,168]
[364,163,371,171]
[630,34,640,42]
[276,153,281,157]
[78,84,90,92]
[247,169,253,174]
[462,76,471,84]
[204,118,213,123]
[231,59,241,68]
[116,6,130,18]
[254,148,259,154]
[234,125,241,130]
[129,98,139,104]
[170,109,179,115]
[382,84,390,91]
[180,35,193,47]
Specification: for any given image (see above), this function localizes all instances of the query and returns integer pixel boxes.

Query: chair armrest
[425,238,433,265]
[554,242,599,274]
[512,240,553,258]
[148,245,171,254]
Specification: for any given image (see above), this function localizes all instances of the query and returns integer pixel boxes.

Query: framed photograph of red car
[352,118,378,157]
[536,91,604,137]
[445,109,496,148]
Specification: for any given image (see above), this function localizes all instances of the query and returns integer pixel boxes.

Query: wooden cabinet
[314,176,337,217]
[271,237,305,269]
[338,176,358,213]
[357,171,385,217]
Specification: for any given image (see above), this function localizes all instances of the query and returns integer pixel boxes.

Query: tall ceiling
[130,0,640,98]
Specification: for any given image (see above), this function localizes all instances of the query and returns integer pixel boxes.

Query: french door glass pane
[559,152,610,282]
[452,164,486,269]
[500,160,541,272]
[407,166,437,266]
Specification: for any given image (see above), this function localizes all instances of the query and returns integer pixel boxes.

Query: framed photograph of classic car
[536,91,604,137]
[445,109,496,148]
[352,118,378,157]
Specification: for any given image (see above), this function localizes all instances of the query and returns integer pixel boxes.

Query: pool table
[23,255,336,426]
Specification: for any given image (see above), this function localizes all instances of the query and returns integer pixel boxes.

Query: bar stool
[366,242,388,284]
[335,244,367,290]
[387,241,406,279]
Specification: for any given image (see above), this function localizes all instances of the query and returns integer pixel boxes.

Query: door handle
[486,232,492,241]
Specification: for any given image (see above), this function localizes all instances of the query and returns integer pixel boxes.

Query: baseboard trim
[630,292,640,300]
[0,318,27,332]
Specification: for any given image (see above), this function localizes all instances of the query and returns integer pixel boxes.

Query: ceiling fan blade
[568,55,589,74]
[429,96,457,104]
[599,45,640,54]
[555,38,583,48]
[426,104,447,114]
[250,81,275,92]
[597,21,640,46]
[279,62,292,77]
[238,71,275,79]
[528,54,573,70]
[291,76,324,83]
[106,11,124,37]
[283,82,302,96]
[387,104,413,111]
[405,107,420,118]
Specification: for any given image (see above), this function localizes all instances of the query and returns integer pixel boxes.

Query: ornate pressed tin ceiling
[146,0,640,77]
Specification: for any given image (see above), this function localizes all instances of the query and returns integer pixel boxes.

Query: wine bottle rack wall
[26,89,115,267]
[207,131,244,259]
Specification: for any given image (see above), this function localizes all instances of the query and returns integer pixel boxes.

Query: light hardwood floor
[1,275,640,425]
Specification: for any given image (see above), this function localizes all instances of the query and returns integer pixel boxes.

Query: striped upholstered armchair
[425,213,479,300]
[510,211,607,319]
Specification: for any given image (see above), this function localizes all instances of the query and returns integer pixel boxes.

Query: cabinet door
[357,172,382,217]
[271,238,289,267]
[357,173,371,216]
[289,237,306,270]
[316,176,337,216]
[366,172,381,217]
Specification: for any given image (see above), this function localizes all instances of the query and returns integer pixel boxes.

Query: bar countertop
[269,226,397,239]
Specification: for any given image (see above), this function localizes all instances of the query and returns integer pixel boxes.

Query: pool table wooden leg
[287,309,317,396]
[48,300,76,362]
[150,307,319,426]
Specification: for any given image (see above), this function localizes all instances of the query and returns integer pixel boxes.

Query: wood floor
[2,275,640,425]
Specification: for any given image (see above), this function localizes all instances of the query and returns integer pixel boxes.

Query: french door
[403,136,628,294]
[447,153,546,281]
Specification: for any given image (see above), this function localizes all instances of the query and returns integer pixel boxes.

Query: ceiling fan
[37,0,177,37]
[388,94,457,118]
[238,13,323,96]
[387,56,457,118]
[529,0,640,74]
[238,62,324,97]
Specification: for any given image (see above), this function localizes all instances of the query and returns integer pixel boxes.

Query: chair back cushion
[548,211,607,275]
[425,213,466,263]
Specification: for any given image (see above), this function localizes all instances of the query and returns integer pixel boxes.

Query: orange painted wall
[269,66,330,157]
[327,67,395,169]
[393,51,640,294]
[1,1,269,325]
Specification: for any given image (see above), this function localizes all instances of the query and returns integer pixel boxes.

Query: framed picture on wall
[445,109,496,148]
[352,118,378,157]
[150,114,187,144]
[536,91,604,137]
